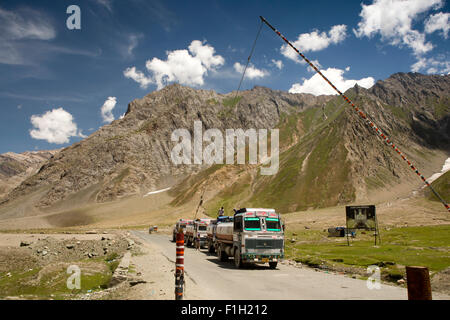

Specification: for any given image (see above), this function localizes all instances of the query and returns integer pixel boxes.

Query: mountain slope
[173,73,450,214]
[0,150,59,199]
[0,73,448,221]
[0,85,331,214]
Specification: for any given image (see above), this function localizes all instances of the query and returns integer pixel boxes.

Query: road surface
[131,231,448,300]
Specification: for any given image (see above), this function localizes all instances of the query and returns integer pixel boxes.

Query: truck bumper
[242,253,284,263]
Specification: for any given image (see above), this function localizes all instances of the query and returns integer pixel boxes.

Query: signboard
[345,205,376,230]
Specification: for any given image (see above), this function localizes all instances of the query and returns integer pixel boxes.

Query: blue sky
[0,0,448,153]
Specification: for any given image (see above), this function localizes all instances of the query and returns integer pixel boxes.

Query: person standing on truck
[218,206,224,217]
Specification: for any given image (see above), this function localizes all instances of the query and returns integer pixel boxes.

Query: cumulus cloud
[30,108,84,144]
[411,56,450,74]
[271,59,283,70]
[124,40,224,90]
[288,67,375,96]
[425,12,449,38]
[101,97,117,123]
[353,0,442,55]
[233,62,269,79]
[281,25,347,63]
[123,67,153,89]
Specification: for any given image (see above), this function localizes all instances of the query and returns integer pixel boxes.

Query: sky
[0,0,448,153]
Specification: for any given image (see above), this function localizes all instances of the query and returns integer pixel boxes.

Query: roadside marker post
[406,266,432,300]
[175,228,185,300]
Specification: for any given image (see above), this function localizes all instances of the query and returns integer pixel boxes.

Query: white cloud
[281,24,347,63]
[233,62,269,79]
[353,0,442,55]
[101,97,117,123]
[188,40,225,69]
[0,7,55,41]
[123,67,153,88]
[0,7,56,65]
[425,12,449,38]
[288,67,375,96]
[411,56,450,74]
[124,40,224,90]
[271,59,283,70]
[30,108,84,144]
[125,33,142,57]
[96,0,113,12]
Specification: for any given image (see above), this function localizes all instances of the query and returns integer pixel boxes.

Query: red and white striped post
[175,228,185,300]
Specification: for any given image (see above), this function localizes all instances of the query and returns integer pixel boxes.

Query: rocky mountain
[0,84,331,211]
[172,73,450,213]
[0,72,448,216]
[0,150,59,199]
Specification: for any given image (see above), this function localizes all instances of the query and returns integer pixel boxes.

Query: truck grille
[245,238,283,249]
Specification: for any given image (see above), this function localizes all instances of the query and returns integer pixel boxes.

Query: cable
[259,16,449,212]
[233,19,264,103]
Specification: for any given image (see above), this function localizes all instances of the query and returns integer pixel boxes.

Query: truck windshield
[244,218,261,231]
[198,225,207,231]
[180,224,186,229]
[266,218,281,231]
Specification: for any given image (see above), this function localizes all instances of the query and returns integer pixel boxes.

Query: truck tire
[218,246,228,262]
[234,248,243,269]
[172,233,176,242]
[269,262,278,269]
[208,241,215,253]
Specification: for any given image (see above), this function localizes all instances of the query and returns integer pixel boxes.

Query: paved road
[132,231,448,300]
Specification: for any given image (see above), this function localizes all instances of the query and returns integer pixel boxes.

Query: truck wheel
[218,247,228,262]
[208,242,215,254]
[172,234,176,242]
[269,262,278,269]
[234,248,243,269]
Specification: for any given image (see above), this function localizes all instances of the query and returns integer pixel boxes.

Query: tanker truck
[172,219,192,242]
[206,216,233,253]
[215,208,284,269]
[185,218,211,248]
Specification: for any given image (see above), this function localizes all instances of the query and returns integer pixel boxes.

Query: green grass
[384,104,408,121]
[206,98,219,105]
[285,225,450,282]
[249,110,355,212]
[426,96,450,119]
[223,96,242,107]
[0,258,119,299]
[426,170,450,203]
[219,96,242,119]
[204,172,252,217]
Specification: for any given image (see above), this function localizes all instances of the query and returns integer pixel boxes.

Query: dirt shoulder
[105,231,206,300]
[0,231,130,300]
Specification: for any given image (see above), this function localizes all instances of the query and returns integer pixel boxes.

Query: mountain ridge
[0,72,448,219]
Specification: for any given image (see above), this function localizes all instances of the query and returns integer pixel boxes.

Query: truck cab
[185,218,211,248]
[172,219,191,242]
[230,208,284,269]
